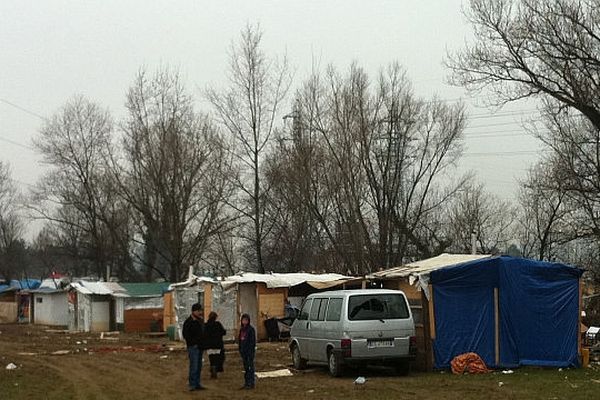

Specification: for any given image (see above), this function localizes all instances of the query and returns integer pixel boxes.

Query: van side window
[326,298,342,321]
[317,299,328,321]
[310,299,322,321]
[298,299,312,321]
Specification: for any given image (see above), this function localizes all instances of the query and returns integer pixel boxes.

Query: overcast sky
[0,0,542,239]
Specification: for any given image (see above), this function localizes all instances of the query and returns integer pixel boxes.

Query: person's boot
[210,366,217,379]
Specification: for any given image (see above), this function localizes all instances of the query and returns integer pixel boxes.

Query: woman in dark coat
[204,311,226,378]
[238,313,256,389]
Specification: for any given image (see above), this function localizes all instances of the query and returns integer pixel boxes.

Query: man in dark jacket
[238,313,256,389]
[182,303,205,391]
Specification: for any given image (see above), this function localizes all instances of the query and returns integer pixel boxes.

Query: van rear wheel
[328,350,344,377]
[291,344,307,370]
[396,360,410,376]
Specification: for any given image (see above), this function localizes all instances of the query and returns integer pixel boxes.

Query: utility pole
[471,231,477,255]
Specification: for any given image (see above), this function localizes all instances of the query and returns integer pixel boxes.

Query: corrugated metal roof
[367,253,493,279]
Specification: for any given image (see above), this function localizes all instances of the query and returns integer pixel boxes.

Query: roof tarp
[225,272,353,289]
[117,282,171,298]
[430,256,582,369]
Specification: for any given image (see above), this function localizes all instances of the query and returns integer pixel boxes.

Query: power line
[463,149,548,157]
[0,135,35,150]
[0,98,47,121]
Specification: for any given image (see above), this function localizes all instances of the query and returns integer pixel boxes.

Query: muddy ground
[1,324,600,399]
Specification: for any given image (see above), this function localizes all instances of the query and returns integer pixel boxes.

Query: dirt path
[3,324,600,400]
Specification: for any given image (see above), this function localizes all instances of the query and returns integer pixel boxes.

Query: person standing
[238,313,256,390]
[204,311,226,379]
[182,303,205,391]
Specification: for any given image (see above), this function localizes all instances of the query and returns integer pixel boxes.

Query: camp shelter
[225,272,355,340]
[68,281,113,332]
[167,272,355,342]
[167,276,233,340]
[111,282,170,333]
[0,279,41,323]
[368,254,583,370]
[30,277,70,327]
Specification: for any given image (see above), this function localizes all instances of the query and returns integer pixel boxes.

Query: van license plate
[367,339,394,348]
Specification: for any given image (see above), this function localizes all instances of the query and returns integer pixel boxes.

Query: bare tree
[117,68,234,282]
[449,181,517,254]
[448,0,600,129]
[206,24,292,273]
[269,63,466,274]
[31,96,131,280]
[517,160,571,260]
[0,162,25,280]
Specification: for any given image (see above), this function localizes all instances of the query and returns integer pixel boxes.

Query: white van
[289,289,416,377]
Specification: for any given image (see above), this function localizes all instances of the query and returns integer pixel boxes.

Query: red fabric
[450,352,492,374]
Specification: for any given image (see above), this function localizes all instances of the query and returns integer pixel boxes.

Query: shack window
[36,297,43,304]
[326,298,343,321]
[297,299,312,321]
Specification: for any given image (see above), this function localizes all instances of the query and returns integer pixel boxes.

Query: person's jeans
[187,345,202,389]
[241,352,255,388]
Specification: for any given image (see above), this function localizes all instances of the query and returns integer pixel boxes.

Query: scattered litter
[83,348,88,352]
[558,368,563,372]
[255,369,293,378]
[100,331,120,339]
[160,355,168,359]
[82,340,87,344]
[6,363,17,370]
[76,341,82,345]
[51,350,71,355]
[17,352,37,356]
[354,376,367,385]
[498,382,504,387]
[501,370,514,374]
[591,379,600,384]
[307,389,315,393]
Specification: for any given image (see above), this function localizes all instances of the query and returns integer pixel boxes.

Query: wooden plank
[428,284,435,340]
[579,278,583,356]
[494,287,500,366]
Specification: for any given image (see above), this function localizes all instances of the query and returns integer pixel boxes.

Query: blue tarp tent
[430,256,582,369]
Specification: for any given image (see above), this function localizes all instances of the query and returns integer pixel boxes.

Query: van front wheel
[291,344,307,370]
[328,351,344,377]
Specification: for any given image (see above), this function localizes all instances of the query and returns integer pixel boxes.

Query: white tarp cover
[225,272,353,289]
[69,281,113,295]
[367,253,493,300]
[367,253,492,280]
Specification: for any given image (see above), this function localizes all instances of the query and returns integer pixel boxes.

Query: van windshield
[348,294,409,321]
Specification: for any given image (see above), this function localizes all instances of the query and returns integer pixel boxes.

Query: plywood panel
[0,302,17,323]
[125,308,163,333]
[257,292,285,340]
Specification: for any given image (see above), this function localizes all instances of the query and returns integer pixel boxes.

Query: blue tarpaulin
[430,256,582,369]
[0,279,41,293]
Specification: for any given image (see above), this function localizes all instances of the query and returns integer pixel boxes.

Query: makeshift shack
[167,272,355,342]
[30,277,70,327]
[368,254,583,370]
[0,279,41,323]
[225,272,355,340]
[68,281,113,332]
[111,282,170,333]
[167,276,236,341]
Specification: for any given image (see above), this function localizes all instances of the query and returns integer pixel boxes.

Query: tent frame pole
[494,287,500,366]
